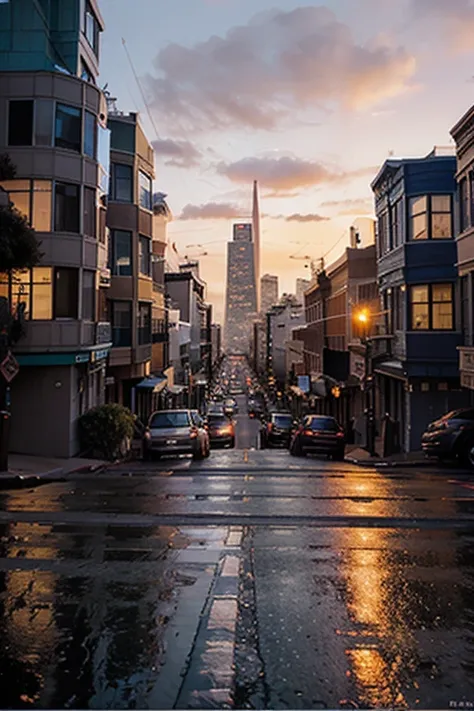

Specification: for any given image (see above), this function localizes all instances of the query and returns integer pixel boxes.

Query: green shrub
[79,403,135,461]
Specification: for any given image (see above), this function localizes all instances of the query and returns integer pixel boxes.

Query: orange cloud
[179,202,245,220]
[216,156,378,193]
[145,6,416,133]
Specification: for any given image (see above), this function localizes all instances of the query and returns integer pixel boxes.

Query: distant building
[295,278,310,304]
[211,324,222,365]
[261,274,279,316]
[224,222,258,354]
[267,296,305,386]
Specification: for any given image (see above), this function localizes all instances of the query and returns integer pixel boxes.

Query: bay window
[410,283,453,331]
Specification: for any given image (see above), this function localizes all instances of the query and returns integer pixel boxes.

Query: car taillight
[304,429,313,436]
[336,431,344,438]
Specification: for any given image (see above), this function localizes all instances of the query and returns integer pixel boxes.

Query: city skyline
[97,0,474,320]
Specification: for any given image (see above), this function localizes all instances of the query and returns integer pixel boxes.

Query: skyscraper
[261,274,279,315]
[224,223,258,354]
[252,180,261,312]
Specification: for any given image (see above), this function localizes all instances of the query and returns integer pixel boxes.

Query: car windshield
[149,412,190,428]
[307,417,339,431]
[273,415,293,428]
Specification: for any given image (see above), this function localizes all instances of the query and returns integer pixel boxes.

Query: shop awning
[135,376,168,393]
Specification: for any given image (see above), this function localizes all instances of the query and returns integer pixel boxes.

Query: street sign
[0,351,19,383]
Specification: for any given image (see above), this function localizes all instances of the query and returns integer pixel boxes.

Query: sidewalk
[345,446,434,468]
[0,453,108,489]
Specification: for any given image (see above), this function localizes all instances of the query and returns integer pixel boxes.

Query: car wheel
[467,442,474,469]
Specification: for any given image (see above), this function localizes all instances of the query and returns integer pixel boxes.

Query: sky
[98,0,474,321]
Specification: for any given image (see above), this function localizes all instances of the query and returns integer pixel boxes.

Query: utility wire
[121,37,162,141]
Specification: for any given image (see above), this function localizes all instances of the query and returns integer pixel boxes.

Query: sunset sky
[98,0,474,320]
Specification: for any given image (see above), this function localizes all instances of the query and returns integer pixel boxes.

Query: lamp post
[354,309,376,457]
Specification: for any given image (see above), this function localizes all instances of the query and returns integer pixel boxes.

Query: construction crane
[289,254,325,280]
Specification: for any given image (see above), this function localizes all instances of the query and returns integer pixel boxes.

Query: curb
[344,456,438,469]
[0,466,66,490]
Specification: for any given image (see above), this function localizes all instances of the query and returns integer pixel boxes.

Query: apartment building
[295,246,378,428]
[451,106,474,399]
[371,149,468,451]
[0,0,112,456]
[104,109,155,408]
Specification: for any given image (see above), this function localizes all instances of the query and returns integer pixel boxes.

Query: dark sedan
[261,412,296,448]
[421,408,474,466]
[290,415,345,460]
[206,414,236,449]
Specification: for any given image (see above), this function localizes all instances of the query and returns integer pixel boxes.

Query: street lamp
[353,308,376,457]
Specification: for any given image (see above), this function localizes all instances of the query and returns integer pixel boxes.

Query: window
[84,111,96,159]
[85,1,99,54]
[461,178,469,232]
[149,411,190,428]
[139,235,151,276]
[461,275,471,345]
[138,303,151,345]
[1,179,52,230]
[139,171,152,210]
[32,181,52,231]
[34,99,53,146]
[32,267,52,319]
[431,195,452,239]
[391,199,403,248]
[394,286,405,331]
[409,196,428,240]
[83,187,96,237]
[55,183,80,232]
[54,268,78,319]
[80,60,94,84]
[377,211,390,254]
[110,230,132,276]
[470,173,474,228]
[82,270,95,321]
[410,284,453,331]
[98,207,106,244]
[11,270,30,319]
[55,104,82,152]
[0,179,31,220]
[8,100,33,146]
[110,163,133,202]
[432,284,453,329]
[111,301,132,347]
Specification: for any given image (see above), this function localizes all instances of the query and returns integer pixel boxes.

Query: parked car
[206,402,226,417]
[421,408,474,466]
[260,412,297,448]
[289,415,345,460]
[206,414,236,449]
[143,409,210,460]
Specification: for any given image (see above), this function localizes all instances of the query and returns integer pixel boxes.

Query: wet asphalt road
[2,407,474,708]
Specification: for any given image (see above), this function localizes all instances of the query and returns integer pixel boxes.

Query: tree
[0,153,43,273]
[0,155,43,471]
